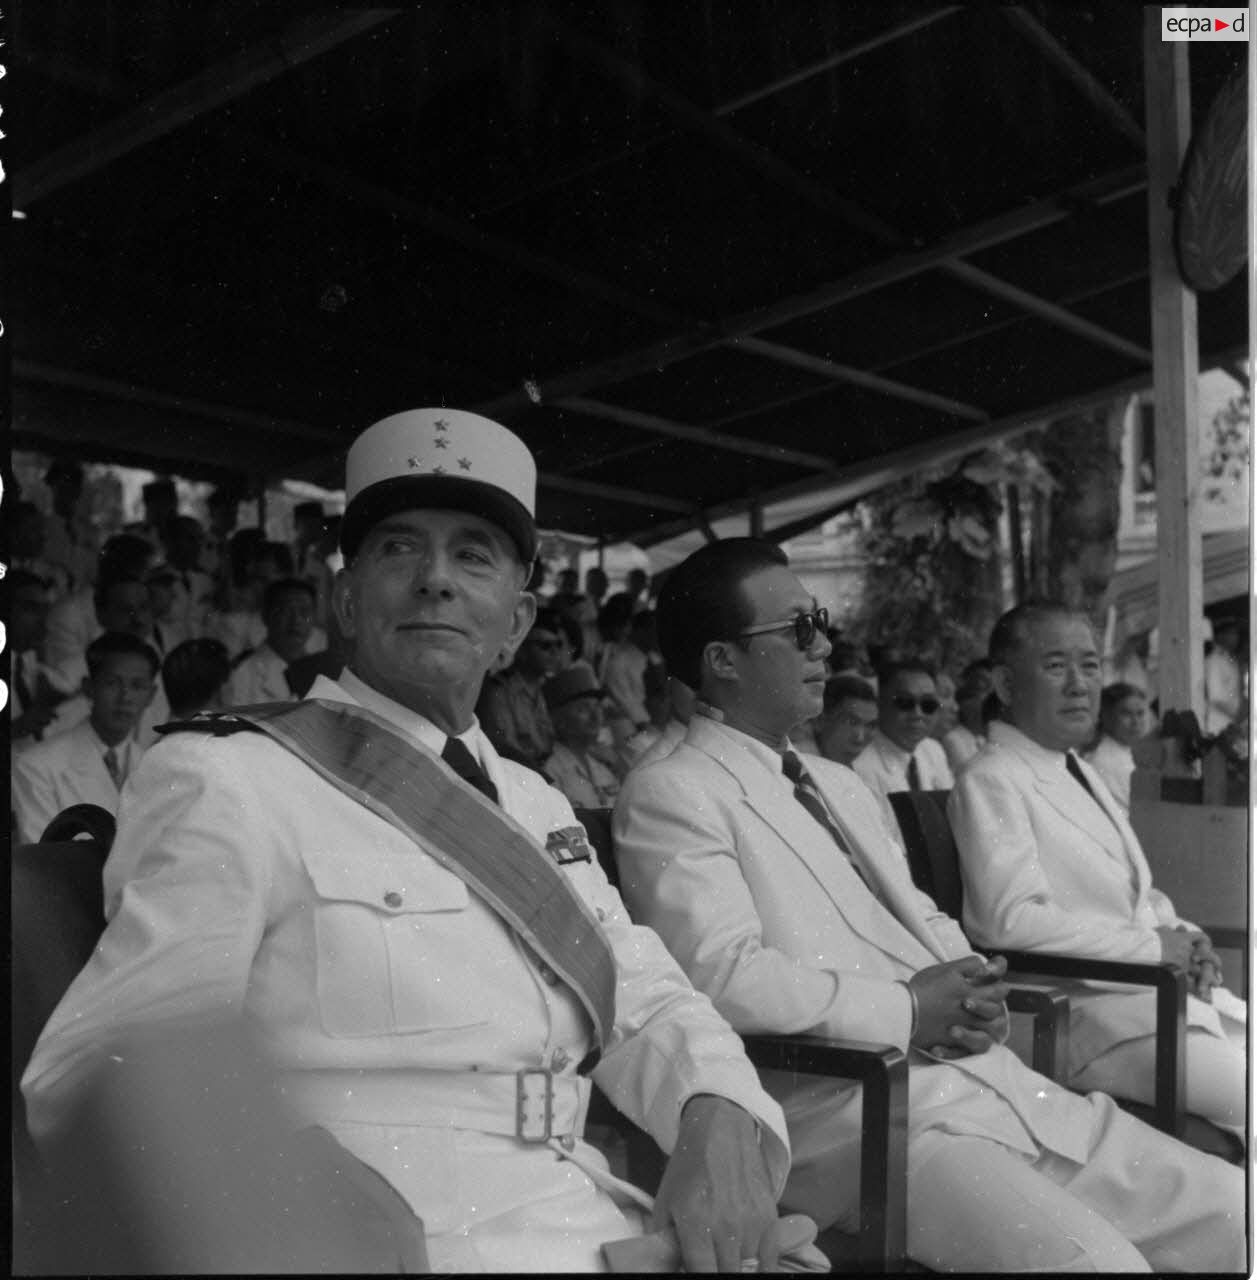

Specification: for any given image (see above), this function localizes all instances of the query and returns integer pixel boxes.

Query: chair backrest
[573,806,618,888]
[887,789,963,919]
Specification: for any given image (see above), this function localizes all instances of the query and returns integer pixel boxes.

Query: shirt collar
[872,727,914,766]
[988,719,1073,768]
[701,712,802,782]
[336,666,484,761]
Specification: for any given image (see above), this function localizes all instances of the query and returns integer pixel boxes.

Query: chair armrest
[995,951,1186,1134]
[1005,985,1071,1081]
[743,1035,908,1272]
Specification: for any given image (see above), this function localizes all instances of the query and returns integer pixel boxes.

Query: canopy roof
[11,2,1248,545]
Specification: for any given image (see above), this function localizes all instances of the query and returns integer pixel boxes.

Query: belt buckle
[516,1068,554,1142]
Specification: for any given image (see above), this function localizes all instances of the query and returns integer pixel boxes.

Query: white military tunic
[23,670,789,1272]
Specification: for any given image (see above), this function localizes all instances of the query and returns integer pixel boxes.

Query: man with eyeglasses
[614,538,1243,1272]
[853,660,954,830]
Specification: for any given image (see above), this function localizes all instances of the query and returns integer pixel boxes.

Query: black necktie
[442,736,499,805]
[782,750,864,880]
[906,755,922,791]
[1066,753,1100,805]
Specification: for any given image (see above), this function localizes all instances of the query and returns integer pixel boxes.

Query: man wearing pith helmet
[23,408,793,1273]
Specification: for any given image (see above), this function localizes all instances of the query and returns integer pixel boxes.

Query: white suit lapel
[689,719,934,970]
[1073,753,1153,897]
[807,763,951,963]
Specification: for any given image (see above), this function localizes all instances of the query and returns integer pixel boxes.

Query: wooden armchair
[886,789,1235,1157]
[575,806,910,1271]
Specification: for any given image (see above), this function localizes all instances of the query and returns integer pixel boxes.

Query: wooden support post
[1143,12,1204,717]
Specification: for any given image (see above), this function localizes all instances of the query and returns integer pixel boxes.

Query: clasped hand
[1157,926,1223,1001]
[908,954,1010,1058]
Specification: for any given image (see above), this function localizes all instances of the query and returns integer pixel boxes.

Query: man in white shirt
[223,578,317,706]
[13,632,158,844]
[853,661,954,828]
[23,409,792,1273]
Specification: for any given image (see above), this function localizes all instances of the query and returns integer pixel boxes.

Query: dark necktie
[906,755,922,791]
[1066,753,1100,805]
[104,747,124,790]
[442,736,500,805]
[782,749,865,882]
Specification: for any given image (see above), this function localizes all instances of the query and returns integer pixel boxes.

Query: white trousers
[904,1091,1244,1273]
[1072,1021,1247,1138]
[325,1121,647,1272]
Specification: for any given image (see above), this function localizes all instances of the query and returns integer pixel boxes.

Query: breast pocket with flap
[300,844,489,1039]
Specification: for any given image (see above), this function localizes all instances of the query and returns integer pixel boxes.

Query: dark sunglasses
[891,694,940,714]
[738,605,829,652]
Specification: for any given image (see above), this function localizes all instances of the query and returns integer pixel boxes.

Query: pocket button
[383,890,404,908]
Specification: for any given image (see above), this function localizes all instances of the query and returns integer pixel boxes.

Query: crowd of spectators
[9,460,340,842]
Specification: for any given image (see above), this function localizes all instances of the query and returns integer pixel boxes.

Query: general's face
[818,697,878,765]
[98,581,154,638]
[1107,694,1149,746]
[879,670,939,753]
[87,653,156,740]
[727,565,832,735]
[997,613,1101,751]
[334,509,533,716]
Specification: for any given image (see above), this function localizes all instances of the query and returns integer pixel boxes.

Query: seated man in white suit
[13,632,159,844]
[614,538,1242,1274]
[949,601,1245,1140]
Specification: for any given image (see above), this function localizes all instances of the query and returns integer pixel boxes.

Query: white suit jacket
[614,714,1098,1222]
[23,672,788,1230]
[950,721,1223,1070]
[12,720,142,844]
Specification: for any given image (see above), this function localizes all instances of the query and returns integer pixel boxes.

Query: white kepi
[340,408,538,563]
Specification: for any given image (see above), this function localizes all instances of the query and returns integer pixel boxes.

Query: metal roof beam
[555,397,841,472]
[538,473,695,514]
[944,261,1151,363]
[1002,7,1146,151]
[478,164,1147,418]
[13,359,345,441]
[542,13,1149,371]
[716,8,963,114]
[14,8,404,206]
[730,337,989,422]
[624,344,1246,549]
[539,12,904,247]
[477,8,961,216]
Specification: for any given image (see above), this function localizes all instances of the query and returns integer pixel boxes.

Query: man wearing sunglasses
[853,660,955,830]
[614,538,1242,1273]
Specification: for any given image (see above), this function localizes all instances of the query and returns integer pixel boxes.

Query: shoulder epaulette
[154,714,266,738]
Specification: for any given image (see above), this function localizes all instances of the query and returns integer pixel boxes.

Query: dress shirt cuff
[896,980,918,1037]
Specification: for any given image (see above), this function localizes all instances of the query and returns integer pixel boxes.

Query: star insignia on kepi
[433,464,447,476]
[433,435,449,449]
[407,456,422,470]
[434,418,450,432]
[458,457,472,471]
